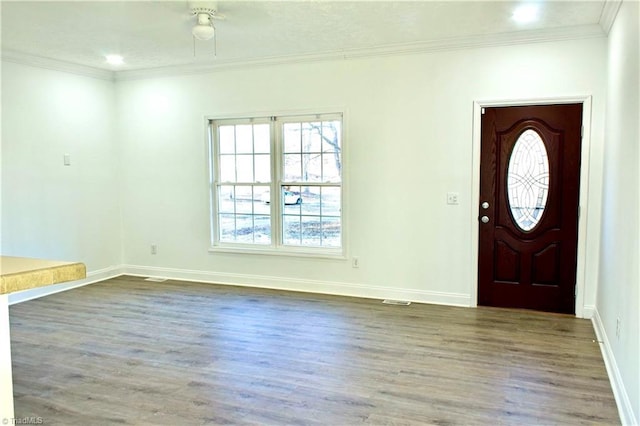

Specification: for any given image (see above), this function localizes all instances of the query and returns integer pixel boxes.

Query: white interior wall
[2,28,636,423]
[117,37,606,309]
[1,62,121,274]
[596,1,639,423]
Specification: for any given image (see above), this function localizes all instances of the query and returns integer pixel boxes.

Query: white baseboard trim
[121,264,471,307]
[582,304,596,319]
[592,308,637,426]
[8,265,123,305]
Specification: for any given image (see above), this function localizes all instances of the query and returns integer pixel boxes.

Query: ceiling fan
[189,1,225,41]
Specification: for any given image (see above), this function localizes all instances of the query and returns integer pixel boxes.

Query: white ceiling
[1,1,609,77]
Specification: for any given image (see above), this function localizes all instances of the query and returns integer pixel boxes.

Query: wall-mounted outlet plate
[447,192,459,205]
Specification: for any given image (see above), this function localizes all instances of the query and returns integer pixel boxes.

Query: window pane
[219,155,236,182]
[219,213,236,242]
[321,187,341,216]
[284,123,301,153]
[508,129,549,232]
[219,125,235,154]
[301,216,321,247]
[218,185,235,214]
[234,214,253,243]
[254,124,270,154]
[253,215,271,244]
[303,153,322,182]
[217,185,271,244]
[322,217,341,247]
[255,154,270,183]
[284,154,302,181]
[283,215,300,245]
[322,152,341,182]
[283,202,302,216]
[236,124,253,154]
[282,185,302,211]
[254,186,271,214]
[281,185,341,248]
[321,121,341,153]
[302,122,322,152]
[301,186,320,216]
[236,155,254,182]
[235,186,253,214]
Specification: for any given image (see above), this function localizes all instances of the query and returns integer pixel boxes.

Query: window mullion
[210,123,219,245]
[272,117,282,247]
[232,185,237,241]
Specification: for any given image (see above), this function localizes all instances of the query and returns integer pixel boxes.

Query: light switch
[64,154,71,166]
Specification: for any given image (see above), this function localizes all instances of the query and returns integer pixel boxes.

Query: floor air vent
[382,299,411,306]
[144,277,168,282]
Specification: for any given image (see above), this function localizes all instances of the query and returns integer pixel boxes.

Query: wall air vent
[382,299,411,305]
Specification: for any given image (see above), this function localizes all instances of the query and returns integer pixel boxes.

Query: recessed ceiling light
[512,4,539,24]
[105,54,124,66]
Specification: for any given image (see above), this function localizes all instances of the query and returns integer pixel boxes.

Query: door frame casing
[470,96,593,318]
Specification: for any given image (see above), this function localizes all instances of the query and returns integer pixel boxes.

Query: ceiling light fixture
[189,2,225,57]
[192,12,215,41]
[105,54,124,66]
[512,4,539,24]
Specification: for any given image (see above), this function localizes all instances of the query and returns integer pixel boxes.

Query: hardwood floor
[9,276,619,425]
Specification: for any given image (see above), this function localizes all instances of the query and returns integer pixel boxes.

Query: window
[507,129,549,231]
[209,113,343,255]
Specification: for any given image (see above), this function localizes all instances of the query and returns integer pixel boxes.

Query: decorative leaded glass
[507,129,550,231]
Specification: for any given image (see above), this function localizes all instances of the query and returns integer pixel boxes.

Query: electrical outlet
[447,192,459,205]
[151,244,157,255]
[352,257,359,268]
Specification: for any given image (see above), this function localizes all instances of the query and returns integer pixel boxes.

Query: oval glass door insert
[507,129,550,231]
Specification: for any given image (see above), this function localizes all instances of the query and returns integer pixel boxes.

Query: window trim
[206,110,346,259]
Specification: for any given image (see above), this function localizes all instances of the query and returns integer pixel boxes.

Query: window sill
[208,245,346,260]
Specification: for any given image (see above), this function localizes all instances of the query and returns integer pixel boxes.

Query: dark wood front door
[478,104,582,314]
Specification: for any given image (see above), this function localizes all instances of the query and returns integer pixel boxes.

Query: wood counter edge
[0,260,87,295]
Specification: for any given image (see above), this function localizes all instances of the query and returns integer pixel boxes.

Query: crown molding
[1,49,115,82]
[599,0,623,34]
[343,24,605,59]
[115,24,606,81]
[2,23,606,83]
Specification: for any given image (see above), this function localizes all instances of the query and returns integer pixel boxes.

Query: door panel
[478,104,582,314]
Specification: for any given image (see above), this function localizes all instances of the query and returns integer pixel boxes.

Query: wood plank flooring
[9,276,619,425]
